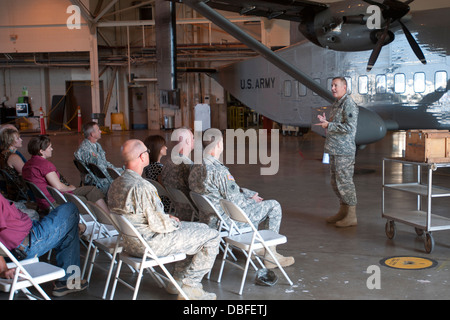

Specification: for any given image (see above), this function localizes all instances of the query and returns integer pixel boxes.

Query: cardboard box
[405,130,450,163]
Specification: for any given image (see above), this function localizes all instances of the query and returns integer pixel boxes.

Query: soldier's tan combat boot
[335,205,357,227]
[165,278,182,295]
[264,246,295,269]
[177,285,216,300]
[326,204,347,223]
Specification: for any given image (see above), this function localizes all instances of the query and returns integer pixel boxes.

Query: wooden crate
[405,130,450,163]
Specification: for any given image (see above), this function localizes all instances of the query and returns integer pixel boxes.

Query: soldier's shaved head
[121,139,148,165]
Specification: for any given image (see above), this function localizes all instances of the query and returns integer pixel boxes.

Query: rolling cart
[382,158,450,253]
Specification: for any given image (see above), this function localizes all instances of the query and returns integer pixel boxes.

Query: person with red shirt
[0,194,88,296]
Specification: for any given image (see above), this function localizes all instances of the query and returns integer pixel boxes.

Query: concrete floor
[3,128,450,302]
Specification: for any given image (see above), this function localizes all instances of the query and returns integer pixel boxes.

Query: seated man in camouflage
[189,133,294,269]
[161,127,195,221]
[74,121,123,193]
[108,139,220,300]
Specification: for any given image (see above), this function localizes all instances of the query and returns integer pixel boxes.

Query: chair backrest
[189,191,216,216]
[146,179,172,200]
[87,200,117,237]
[107,167,121,180]
[24,180,56,210]
[87,200,114,226]
[73,159,99,185]
[166,187,191,205]
[108,212,139,239]
[88,162,112,183]
[219,199,256,231]
[73,158,90,175]
[64,192,97,224]
[166,187,198,220]
[0,168,28,201]
[46,185,67,205]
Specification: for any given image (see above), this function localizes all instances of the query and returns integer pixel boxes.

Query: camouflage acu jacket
[324,94,359,156]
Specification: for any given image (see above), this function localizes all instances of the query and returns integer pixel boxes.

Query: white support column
[89,28,101,115]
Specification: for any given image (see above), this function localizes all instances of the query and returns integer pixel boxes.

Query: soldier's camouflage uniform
[161,154,194,221]
[189,155,282,232]
[324,94,358,206]
[108,169,219,287]
[74,139,123,194]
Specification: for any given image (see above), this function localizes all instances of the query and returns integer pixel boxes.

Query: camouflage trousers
[329,155,357,206]
[201,199,282,234]
[245,199,282,233]
[148,222,220,287]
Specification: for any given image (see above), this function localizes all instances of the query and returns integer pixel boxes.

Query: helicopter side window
[414,72,426,93]
[284,80,292,97]
[435,71,448,92]
[298,82,307,96]
[376,75,386,93]
[358,76,369,95]
[394,73,406,93]
[344,77,352,94]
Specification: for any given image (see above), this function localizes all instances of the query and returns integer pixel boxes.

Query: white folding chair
[24,180,56,210]
[64,193,116,279]
[166,186,199,221]
[73,158,100,187]
[88,162,113,184]
[108,212,188,300]
[0,241,65,300]
[145,179,174,214]
[189,192,257,279]
[0,169,29,202]
[107,167,121,180]
[218,199,293,295]
[189,191,245,262]
[84,201,125,299]
[46,185,67,205]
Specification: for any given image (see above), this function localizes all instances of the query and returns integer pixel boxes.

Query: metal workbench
[382,158,450,253]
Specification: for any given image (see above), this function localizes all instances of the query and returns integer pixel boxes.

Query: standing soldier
[316,77,359,227]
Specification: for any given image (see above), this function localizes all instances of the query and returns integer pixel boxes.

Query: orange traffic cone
[77,106,82,133]
[39,107,46,135]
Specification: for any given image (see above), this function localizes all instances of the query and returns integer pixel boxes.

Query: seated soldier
[74,121,123,193]
[189,132,294,269]
[108,139,220,300]
[161,127,195,221]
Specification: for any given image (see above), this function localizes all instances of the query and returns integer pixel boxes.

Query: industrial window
[358,76,369,94]
[414,72,426,93]
[375,75,386,93]
[284,80,292,97]
[435,71,447,92]
[394,73,406,93]
[298,82,307,96]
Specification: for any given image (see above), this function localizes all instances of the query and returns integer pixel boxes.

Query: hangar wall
[0,0,290,131]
